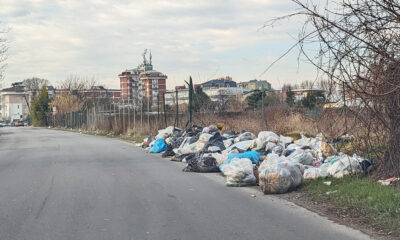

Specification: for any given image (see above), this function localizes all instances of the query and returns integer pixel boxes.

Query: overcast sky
[0,0,317,90]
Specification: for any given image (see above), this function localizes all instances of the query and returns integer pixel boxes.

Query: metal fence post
[147,96,150,128]
[128,99,131,131]
[163,92,167,127]
[175,89,179,128]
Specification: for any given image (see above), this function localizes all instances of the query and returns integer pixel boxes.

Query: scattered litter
[378,177,399,186]
[326,190,338,195]
[323,181,332,186]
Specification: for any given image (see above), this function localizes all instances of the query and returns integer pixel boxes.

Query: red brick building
[118,50,167,107]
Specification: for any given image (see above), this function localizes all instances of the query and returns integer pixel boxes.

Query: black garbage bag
[361,159,373,175]
[189,132,201,144]
[172,137,185,149]
[171,154,189,162]
[162,144,175,158]
[172,128,183,138]
[204,132,226,152]
[182,153,219,172]
[225,130,236,135]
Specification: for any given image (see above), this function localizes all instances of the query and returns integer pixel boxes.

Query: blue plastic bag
[150,139,167,153]
[228,151,260,164]
[219,151,260,171]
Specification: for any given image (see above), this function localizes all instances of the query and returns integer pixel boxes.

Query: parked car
[0,122,6,127]
[11,120,24,127]
[15,121,25,127]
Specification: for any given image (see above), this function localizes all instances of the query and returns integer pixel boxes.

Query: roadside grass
[300,176,400,236]
[49,127,146,144]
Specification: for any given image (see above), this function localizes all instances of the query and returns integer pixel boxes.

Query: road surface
[0,127,371,240]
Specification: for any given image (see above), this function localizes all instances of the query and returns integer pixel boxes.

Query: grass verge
[49,127,146,144]
[300,176,400,236]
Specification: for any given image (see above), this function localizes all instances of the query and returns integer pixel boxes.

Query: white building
[0,85,30,122]
[165,87,249,105]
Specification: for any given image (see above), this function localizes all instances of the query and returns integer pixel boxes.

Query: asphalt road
[0,127,371,240]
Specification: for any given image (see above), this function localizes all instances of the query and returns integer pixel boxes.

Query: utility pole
[163,92,167,127]
[261,87,266,129]
[187,76,193,127]
[128,98,131,131]
[122,99,126,133]
[175,89,179,128]
[147,95,150,127]
[133,98,136,131]
[140,96,143,130]
[157,94,160,127]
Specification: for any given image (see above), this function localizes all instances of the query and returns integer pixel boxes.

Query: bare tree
[23,77,49,96]
[300,80,314,89]
[266,0,400,176]
[0,24,8,88]
[58,75,97,95]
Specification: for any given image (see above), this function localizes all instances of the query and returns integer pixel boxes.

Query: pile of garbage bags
[142,124,370,194]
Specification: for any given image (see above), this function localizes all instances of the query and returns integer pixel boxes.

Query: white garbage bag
[258,131,280,143]
[279,135,293,145]
[227,140,253,152]
[199,133,213,143]
[250,138,266,151]
[155,126,175,139]
[259,153,286,170]
[223,138,234,148]
[303,167,321,179]
[234,132,256,143]
[286,148,315,166]
[265,142,277,152]
[220,158,256,187]
[327,154,362,178]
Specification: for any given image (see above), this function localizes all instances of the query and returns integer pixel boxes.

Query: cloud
[0,0,312,89]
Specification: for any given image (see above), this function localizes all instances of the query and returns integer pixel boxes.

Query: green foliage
[286,87,295,107]
[30,86,50,126]
[301,91,325,109]
[302,176,400,236]
[246,90,277,110]
[193,86,212,112]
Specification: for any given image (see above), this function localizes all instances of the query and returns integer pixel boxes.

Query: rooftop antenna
[149,49,152,65]
[142,49,148,65]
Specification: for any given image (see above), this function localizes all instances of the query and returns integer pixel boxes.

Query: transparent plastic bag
[220,158,256,187]
[259,161,303,194]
